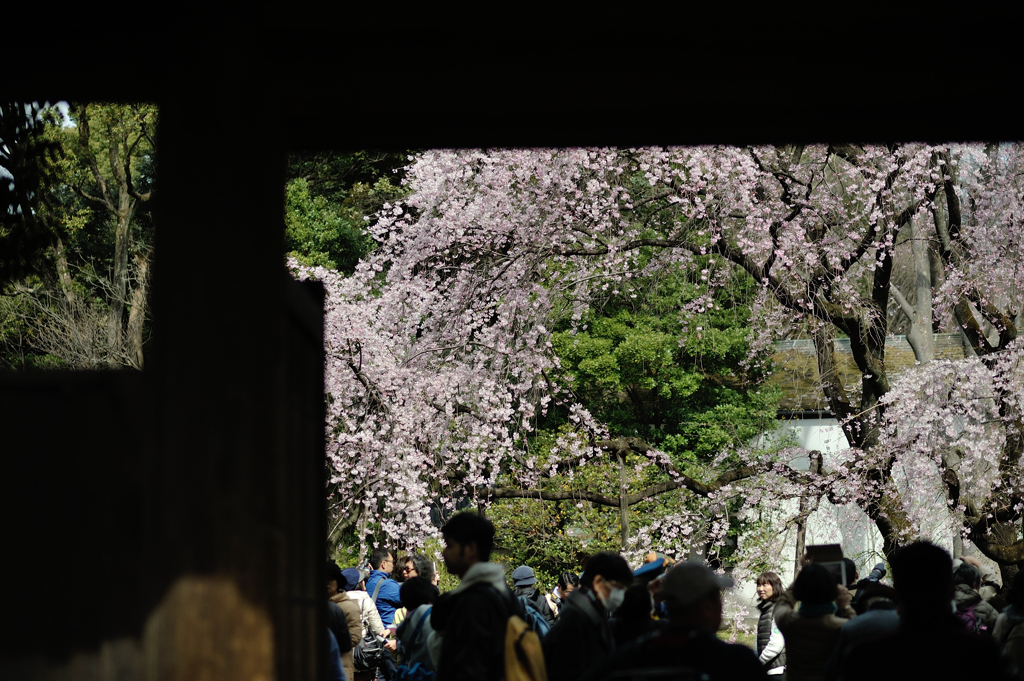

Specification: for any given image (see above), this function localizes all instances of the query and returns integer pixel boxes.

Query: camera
[850,562,887,612]
[863,562,886,583]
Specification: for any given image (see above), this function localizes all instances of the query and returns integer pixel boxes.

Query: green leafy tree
[0,102,66,286]
[285,177,375,272]
[488,261,783,573]
[1,102,156,370]
[285,150,412,273]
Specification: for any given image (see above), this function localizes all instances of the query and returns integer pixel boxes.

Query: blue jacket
[365,570,402,626]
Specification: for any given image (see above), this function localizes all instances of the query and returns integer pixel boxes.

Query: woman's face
[756,581,774,601]
[402,560,418,579]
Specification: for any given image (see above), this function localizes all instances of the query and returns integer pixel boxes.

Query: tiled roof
[769,334,968,412]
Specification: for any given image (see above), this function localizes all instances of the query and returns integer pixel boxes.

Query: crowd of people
[325,512,1024,681]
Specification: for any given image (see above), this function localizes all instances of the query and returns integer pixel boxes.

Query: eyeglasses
[402,566,417,574]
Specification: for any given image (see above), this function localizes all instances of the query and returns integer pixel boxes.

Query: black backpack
[353,578,390,671]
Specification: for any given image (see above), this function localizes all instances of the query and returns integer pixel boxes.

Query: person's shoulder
[326,600,346,623]
[337,597,361,617]
[700,635,771,680]
[978,598,999,614]
[594,630,762,681]
[562,589,592,609]
[844,609,898,632]
[556,592,592,620]
[847,625,1010,679]
[693,631,758,658]
[465,581,513,608]
[444,581,511,615]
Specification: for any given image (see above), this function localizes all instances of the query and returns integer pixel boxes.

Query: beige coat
[331,591,363,681]
[348,590,386,637]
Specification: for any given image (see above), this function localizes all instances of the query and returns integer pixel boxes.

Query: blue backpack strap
[409,606,432,645]
[370,576,386,603]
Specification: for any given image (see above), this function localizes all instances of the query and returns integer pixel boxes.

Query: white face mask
[600,586,626,612]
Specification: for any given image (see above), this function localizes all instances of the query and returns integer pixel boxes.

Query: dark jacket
[327,628,348,681]
[431,562,513,681]
[825,607,899,681]
[588,627,767,681]
[543,588,614,681]
[953,583,999,632]
[517,586,556,626]
[998,607,1024,681]
[839,613,1014,681]
[774,587,854,681]
[994,604,1024,646]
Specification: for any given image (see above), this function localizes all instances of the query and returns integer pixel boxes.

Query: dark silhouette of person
[838,541,1013,681]
[588,560,765,681]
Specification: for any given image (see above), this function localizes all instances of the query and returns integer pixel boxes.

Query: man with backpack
[543,552,634,681]
[513,565,556,628]
[365,549,402,680]
[431,512,541,681]
[366,548,404,628]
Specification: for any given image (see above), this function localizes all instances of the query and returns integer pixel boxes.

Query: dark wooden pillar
[0,18,324,681]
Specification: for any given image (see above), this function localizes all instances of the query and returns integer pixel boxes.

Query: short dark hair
[400,576,439,610]
[441,512,495,562]
[558,572,580,590]
[326,560,346,586]
[954,562,981,588]
[617,582,655,619]
[410,554,434,582]
[793,563,838,606]
[891,541,953,617]
[370,547,392,570]
[854,583,898,615]
[755,571,784,601]
[580,552,633,588]
[395,555,412,582]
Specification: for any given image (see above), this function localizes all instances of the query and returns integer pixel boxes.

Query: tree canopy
[1,102,156,370]
[294,144,1024,587]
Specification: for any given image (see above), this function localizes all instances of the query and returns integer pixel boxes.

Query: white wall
[732,416,887,626]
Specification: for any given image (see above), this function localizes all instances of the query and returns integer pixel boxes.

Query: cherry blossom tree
[295,144,1024,581]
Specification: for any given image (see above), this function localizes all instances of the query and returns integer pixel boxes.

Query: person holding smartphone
[773,562,856,681]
